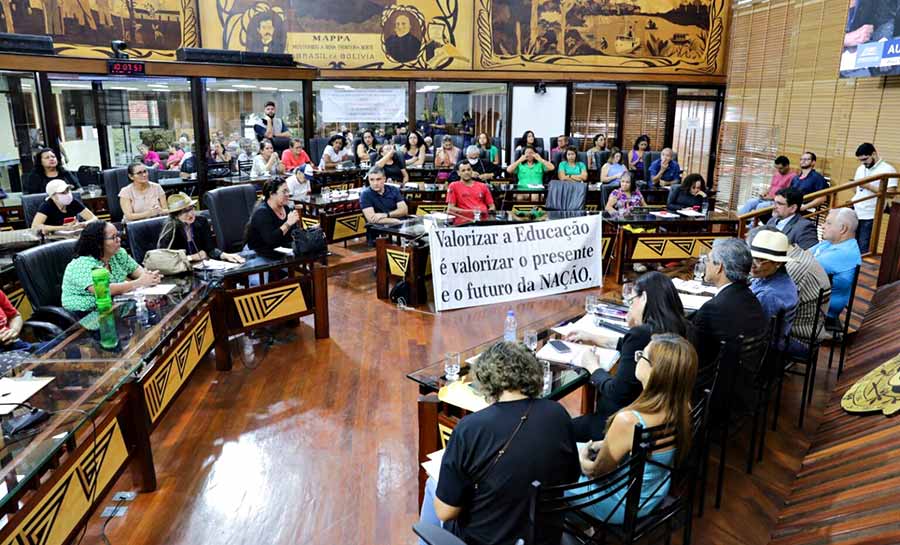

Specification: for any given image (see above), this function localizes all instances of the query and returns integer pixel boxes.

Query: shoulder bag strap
[472,400,533,491]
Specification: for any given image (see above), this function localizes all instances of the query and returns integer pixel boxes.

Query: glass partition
[414,81,507,162]
[572,83,618,151]
[49,76,101,172]
[312,80,407,139]
[0,71,40,192]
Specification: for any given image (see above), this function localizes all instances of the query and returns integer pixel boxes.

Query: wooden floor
[80,253,880,545]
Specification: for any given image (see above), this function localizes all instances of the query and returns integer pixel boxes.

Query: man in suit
[765,187,819,249]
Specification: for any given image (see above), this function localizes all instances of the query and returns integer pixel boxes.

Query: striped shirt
[785,245,831,340]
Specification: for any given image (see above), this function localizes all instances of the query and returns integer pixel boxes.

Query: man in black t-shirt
[419,342,580,545]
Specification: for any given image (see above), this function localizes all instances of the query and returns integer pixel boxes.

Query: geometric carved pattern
[74,426,116,500]
[415,204,449,216]
[19,475,70,545]
[301,217,320,230]
[438,423,453,449]
[842,353,900,415]
[142,310,215,424]
[232,284,307,328]
[631,236,730,260]
[386,249,410,277]
[511,205,545,215]
[332,213,366,240]
[6,288,33,321]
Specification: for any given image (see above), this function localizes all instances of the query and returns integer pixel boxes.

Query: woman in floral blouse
[605,172,646,213]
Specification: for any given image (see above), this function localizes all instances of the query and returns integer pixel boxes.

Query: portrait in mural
[0,0,197,58]
[476,0,727,74]
[205,0,472,69]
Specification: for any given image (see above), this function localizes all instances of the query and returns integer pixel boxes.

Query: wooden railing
[736,173,899,256]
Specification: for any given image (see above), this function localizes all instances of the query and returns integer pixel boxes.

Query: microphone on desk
[0,402,50,437]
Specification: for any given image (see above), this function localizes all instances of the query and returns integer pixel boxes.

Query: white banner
[430,215,603,311]
[320,88,407,123]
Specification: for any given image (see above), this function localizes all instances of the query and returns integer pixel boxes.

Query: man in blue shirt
[748,229,799,345]
[648,147,682,188]
[810,208,862,322]
[789,151,829,211]
[360,166,408,245]
[430,107,447,140]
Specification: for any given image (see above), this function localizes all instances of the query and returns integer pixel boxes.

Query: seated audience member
[403,131,426,167]
[694,238,767,370]
[418,341,580,545]
[355,130,379,165]
[207,141,232,167]
[61,221,162,315]
[810,208,862,322]
[667,173,707,211]
[514,130,544,157]
[246,178,299,259]
[600,147,627,185]
[24,148,80,195]
[648,147,682,188]
[447,145,498,183]
[281,138,311,173]
[251,140,285,178]
[434,135,461,168]
[739,156,793,214]
[165,143,185,169]
[237,138,257,164]
[551,134,569,157]
[120,162,168,222]
[604,172,645,214]
[360,167,408,245]
[851,142,896,252]
[0,289,33,352]
[447,162,495,215]
[587,133,608,170]
[748,229,799,343]
[374,144,409,184]
[566,272,693,442]
[575,333,697,524]
[558,147,588,182]
[158,192,244,264]
[254,101,291,142]
[138,143,163,169]
[507,146,554,190]
[789,151,829,210]
[423,135,434,152]
[628,135,650,181]
[477,132,500,166]
[750,226,830,355]
[318,135,353,168]
[765,187,819,250]
[32,179,97,234]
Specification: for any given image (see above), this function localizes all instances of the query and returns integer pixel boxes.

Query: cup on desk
[473,210,482,222]
[444,352,461,382]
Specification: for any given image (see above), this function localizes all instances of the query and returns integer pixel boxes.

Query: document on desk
[422,449,445,481]
[134,284,176,296]
[552,314,625,341]
[679,293,712,310]
[0,377,55,415]
[650,211,679,218]
[438,381,489,413]
[676,209,705,217]
[274,247,294,256]
[535,341,591,364]
[672,278,720,296]
[194,259,241,271]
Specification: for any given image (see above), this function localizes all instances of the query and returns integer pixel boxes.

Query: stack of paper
[536,340,591,364]
[133,284,176,296]
[438,381,489,413]
[650,211,679,218]
[552,314,626,341]
[194,259,241,271]
[526,184,545,190]
[679,293,712,310]
[672,278,720,296]
[421,449,444,481]
[676,209,705,217]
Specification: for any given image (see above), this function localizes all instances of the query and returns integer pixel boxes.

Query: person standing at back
[851,142,896,252]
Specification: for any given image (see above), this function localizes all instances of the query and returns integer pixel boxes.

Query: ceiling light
[279,89,293,92]
[260,87,278,91]
[334,84,354,90]
[232,84,256,89]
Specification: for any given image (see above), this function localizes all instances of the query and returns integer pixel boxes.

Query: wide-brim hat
[749,230,792,263]
[166,192,194,214]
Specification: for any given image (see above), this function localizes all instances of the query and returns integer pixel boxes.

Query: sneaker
[633,263,648,273]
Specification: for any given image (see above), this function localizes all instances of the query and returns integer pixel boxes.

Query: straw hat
[166,192,194,214]
[749,230,792,263]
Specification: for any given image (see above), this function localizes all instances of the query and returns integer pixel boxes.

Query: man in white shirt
[852,142,897,252]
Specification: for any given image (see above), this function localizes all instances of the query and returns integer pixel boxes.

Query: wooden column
[191,77,211,200]
[91,80,112,170]
[35,73,62,167]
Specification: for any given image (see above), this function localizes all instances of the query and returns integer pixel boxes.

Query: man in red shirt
[0,290,30,352]
[447,162,495,215]
[739,155,794,214]
[280,138,311,173]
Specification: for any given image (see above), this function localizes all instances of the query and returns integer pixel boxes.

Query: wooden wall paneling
[871,78,900,186]
[844,78,883,182]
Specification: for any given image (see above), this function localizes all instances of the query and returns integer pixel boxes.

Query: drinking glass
[322,187,331,201]
[541,360,553,395]
[473,210,482,222]
[622,282,635,303]
[524,329,538,352]
[584,295,599,315]
[444,352,461,382]
[694,255,707,283]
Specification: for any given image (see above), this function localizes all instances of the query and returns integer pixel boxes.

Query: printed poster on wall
[320,89,407,123]
[202,0,473,69]
[430,215,603,312]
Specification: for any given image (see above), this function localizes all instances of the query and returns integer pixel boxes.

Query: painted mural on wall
[202,0,472,69]
[475,0,727,74]
[0,0,197,58]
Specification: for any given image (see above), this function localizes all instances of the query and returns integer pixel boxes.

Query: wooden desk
[293,193,366,244]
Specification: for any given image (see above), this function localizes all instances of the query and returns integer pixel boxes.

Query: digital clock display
[107,60,146,76]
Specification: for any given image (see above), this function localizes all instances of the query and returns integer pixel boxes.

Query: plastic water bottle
[503,310,517,342]
[135,293,150,327]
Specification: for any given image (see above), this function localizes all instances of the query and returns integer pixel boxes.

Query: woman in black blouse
[667,173,708,211]
[246,178,299,259]
[374,143,409,184]
[158,192,244,263]
[566,272,693,441]
[24,148,81,195]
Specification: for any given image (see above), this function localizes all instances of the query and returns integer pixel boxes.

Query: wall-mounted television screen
[840,0,900,77]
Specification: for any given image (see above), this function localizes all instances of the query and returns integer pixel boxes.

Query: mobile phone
[548,339,571,353]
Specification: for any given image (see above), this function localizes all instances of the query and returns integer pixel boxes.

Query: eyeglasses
[104,233,121,241]
[179,206,196,214]
[857,155,872,162]
[133,170,149,176]
[635,350,653,367]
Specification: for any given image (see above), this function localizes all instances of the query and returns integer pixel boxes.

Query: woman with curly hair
[417,341,580,545]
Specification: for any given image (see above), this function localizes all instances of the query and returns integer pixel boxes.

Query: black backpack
[389,280,409,306]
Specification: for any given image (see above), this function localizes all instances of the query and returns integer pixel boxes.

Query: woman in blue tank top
[569,333,697,524]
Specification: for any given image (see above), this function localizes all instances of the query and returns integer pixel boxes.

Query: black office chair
[826,264,862,377]
[14,239,80,330]
[22,192,87,227]
[204,185,259,253]
[411,523,468,545]
[101,166,132,223]
[545,181,587,211]
[126,216,168,264]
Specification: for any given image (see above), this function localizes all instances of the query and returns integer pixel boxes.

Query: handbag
[291,225,327,256]
[143,229,192,275]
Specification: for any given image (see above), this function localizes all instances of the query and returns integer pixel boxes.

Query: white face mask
[57,192,73,206]
[467,157,479,165]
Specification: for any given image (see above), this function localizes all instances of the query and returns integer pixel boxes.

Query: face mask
[57,193,73,206]
[467,158,479,165]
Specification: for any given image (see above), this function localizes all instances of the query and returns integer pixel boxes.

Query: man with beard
[254,101,291,144]
[385,12,421,63]
[247,11,285,53]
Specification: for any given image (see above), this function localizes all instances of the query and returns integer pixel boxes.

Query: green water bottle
[91,268,112,312]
